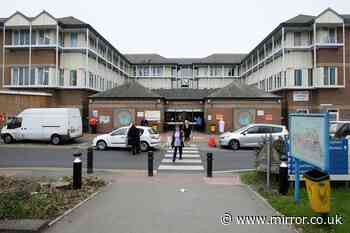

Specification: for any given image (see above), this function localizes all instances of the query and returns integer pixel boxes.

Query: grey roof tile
[208,81,280,99]
[90,81,161,99]
[153,88,217,100]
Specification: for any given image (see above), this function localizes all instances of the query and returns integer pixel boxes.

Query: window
[111,128,128,136]
[18,67,24,85]
[38,68,44,85]
[31,31,36,45]
[39,31,45,44]
[294,69,302,86]
[70,70,77,86]
[30,68,36,85]
[308,69,313,87]
[70,32,78,47]
[296,109,309,114]
[13,30,29,45]
[246,126,259,134]
[324,67,336,86]
[59,69,64,86]
[24,67,29,85]
[152,66,163,76]
[327,109,339,121]
[294,32,302,46]
[43,68,49,85]
[89,72,93,88]
[329,28,336,43]
[12,67,18,85]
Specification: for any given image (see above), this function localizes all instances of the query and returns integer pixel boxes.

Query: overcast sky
[3,0,350,57]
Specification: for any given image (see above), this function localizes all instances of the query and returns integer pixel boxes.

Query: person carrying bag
[171,125,184,162]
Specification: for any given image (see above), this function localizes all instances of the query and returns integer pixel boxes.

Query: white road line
[167,150,199,154]
[161,159,202,163]
[158,165,204,171]
[164,154,200,158]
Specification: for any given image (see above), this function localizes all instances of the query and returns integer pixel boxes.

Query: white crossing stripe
[161,159,202,163]
[167,150,199,154]
[158,165,204,171]
[164,154,200,158]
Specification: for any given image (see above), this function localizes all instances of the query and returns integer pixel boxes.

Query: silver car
[219,124,288,150]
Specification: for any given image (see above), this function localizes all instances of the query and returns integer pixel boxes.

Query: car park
[219,123,288,150]
[92,126,160,151]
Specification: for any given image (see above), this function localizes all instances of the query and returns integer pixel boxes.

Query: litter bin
[303,169,331,214]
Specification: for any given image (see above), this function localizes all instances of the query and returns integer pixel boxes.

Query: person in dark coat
[171,125,184,162]
[140,117,149,126]
[183,120,192,143]
[128,124,140,155]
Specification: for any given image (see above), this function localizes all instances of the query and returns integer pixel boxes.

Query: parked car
[330,121,350,139]
[1,108,82,145]
[92,126,160,151]
[219,124,288,150]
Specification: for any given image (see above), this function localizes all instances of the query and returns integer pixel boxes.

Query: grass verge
[0,176,106,220]
[241,171,350,233]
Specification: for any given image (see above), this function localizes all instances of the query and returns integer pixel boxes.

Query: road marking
[167,150,199,154]
[164,154,200,158]
[161,159,202,163]
[158,165,204,171]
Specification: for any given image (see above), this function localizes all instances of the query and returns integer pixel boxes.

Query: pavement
[40,172,295,233]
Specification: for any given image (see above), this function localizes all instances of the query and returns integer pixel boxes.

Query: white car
[219,124,288,150]
[92,126,160,151]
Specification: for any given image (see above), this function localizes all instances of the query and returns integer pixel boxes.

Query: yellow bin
[303,169,331,214]
[210,125,216,133]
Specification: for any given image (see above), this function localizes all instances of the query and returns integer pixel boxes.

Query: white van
[1,108,83,145]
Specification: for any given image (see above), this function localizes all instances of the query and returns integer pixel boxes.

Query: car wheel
[51,135,61,145]
[140,141,149,152]
[97,140,107,150]
[3,134,13,144]
[229,140,240,150]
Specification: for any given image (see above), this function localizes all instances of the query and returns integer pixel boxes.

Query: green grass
[241,171,350,233]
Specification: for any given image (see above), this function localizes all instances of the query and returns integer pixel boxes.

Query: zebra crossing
[158,144,204,172]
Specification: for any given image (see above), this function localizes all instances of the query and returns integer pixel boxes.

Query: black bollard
[148,151,154,177]
[87,147,94,174]
[73,152,82,189]
[279,159,289,195]
[207,152,213,177]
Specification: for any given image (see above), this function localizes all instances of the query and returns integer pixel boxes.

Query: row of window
[12,67,49,86]
[132,66,237,77]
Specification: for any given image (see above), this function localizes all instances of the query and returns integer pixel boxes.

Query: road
[0,143,256,172]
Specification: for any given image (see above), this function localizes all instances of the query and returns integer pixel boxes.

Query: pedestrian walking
[183,119,192,143]
[171,125,184,162]
[127,124,140,155]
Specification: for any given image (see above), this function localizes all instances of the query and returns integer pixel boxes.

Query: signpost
[289,113,330,204]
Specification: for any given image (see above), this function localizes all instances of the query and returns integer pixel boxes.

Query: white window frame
[327,109,339,121]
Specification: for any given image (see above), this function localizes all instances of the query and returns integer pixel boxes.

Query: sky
[2,0,350,58]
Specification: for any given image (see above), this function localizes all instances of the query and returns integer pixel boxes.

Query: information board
[289,113,329,170]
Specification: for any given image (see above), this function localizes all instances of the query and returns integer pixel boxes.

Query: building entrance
[164,109,205,131]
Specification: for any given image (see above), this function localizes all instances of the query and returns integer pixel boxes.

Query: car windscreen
[230,125,250,133]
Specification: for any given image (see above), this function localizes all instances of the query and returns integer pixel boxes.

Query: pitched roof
[90,81,161,99]
[284,14,315,24]
[153,88,217,100]
[57,16,87,26]
[207,81,280,99]
[124,53,246,65]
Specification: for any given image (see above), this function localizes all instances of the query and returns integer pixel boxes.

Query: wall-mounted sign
[257,110,265,116]
[265,114,273,121]
[145,111,161,121]
[99,115,110,124]
[216,114,224,120]
[137,112,144,118]
[208,114,212,121]
[293,91,309,102]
